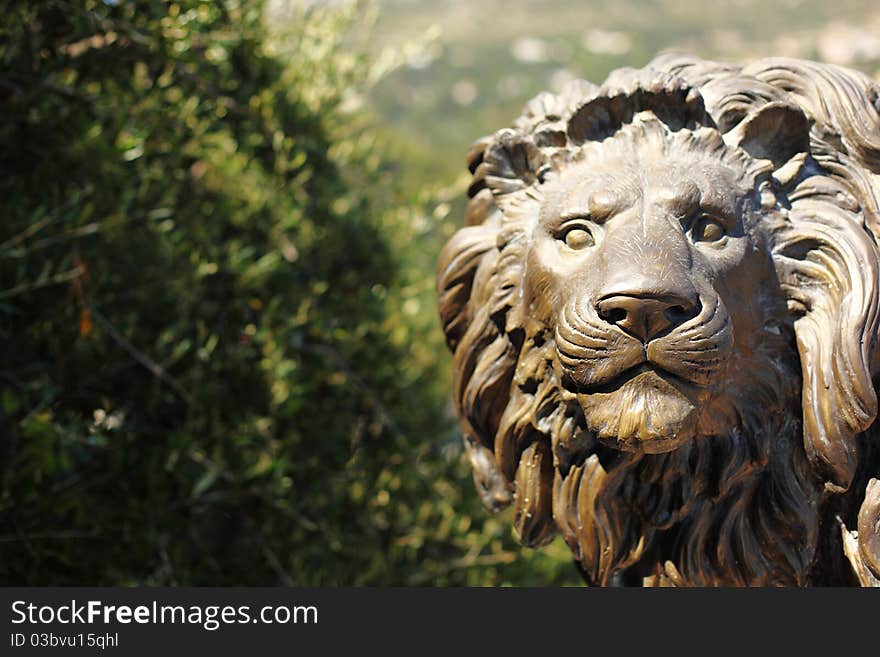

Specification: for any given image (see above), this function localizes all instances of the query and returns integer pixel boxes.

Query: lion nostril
[596,299,636,331]
[666,305,687,322]
[596,293,697,341]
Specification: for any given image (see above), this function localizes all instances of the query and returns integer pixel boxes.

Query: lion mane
[436,55,880,586]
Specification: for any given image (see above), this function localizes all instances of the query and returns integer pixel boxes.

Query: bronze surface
[437,55,880,586]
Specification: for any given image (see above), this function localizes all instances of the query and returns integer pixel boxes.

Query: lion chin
[577,371,700,453]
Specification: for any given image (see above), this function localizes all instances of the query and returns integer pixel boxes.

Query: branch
[0,267,83,300]
[87,305,193,405]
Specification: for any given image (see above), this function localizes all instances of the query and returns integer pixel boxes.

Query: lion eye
[561,226,594,250]
[692,217,726,243]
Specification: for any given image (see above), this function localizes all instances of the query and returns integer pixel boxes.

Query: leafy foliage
[0,0,578,585]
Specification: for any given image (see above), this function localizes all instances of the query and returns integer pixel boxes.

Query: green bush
[0,0,578,585]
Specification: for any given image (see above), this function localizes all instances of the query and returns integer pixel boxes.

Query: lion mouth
[555,299,733,394]
[567,359,700,395]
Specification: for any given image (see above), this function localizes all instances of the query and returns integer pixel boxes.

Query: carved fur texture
[437,55,880,586]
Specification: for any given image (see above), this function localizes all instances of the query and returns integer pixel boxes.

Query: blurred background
[1,0,878,585]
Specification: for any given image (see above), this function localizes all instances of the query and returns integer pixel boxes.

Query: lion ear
[726,101,810,165]
[774,197,880,491]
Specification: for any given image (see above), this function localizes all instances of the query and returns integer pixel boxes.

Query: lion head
[437,55,880,586]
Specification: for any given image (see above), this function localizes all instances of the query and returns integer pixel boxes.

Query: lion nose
[595,294,698,342]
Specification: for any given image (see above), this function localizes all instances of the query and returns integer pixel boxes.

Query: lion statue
[436,54,880,586]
